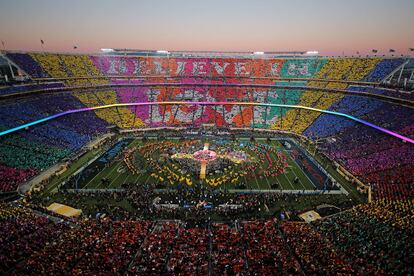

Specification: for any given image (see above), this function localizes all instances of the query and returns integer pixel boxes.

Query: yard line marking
[286,148,318,190]
[92,162,122,189]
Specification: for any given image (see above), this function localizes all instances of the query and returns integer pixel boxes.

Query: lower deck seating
[1,201,410,275]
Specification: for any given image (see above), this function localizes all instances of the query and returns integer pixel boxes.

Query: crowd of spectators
[17,218,152,275]
[242,219,301,274]
[364,58,406,82]
[211,222,245,274]
[281,222,354,274]
[129,221,179,274]
[5,53,407,132]
[355,199,413,232]
[314,203,414,275]
[0,204,69,274]
[0,87,112,192]
[1,54,410,194]
[166,222,210,275]
[0,52,412,275]
[5,53,49,78]
[0,164,37,192]
[320,101,414,200]
[0,197,412,274]
[304,92,383,138]
[277,58,380,134]
[30,53,145,129]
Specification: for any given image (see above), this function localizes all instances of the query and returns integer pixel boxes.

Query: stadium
[0,1,413,275]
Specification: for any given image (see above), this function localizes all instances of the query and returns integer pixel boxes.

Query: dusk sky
[0,0,413,55]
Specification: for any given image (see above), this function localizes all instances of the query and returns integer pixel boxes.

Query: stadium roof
[100,49,310,58]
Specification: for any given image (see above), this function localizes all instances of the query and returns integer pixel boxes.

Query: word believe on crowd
[91,56,314,77]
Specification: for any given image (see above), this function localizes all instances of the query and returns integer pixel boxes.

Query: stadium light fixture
[306,50,319,55]
[253,51,264,55]
[101,48,114,53]
[157,50,169,54]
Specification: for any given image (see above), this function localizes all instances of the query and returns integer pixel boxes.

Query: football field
[75,138,336,192]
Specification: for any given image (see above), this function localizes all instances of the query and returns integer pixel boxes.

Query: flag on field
[372,49,378,53]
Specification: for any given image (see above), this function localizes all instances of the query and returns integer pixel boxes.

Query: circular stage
[193,149,217,162]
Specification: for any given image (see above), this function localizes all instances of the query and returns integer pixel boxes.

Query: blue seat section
[365,59,405,82]
[303,94,383,138]
[5,53,50,78]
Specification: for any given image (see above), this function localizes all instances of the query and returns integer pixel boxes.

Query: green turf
[78,139,319,191]
[42,147,104,195]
